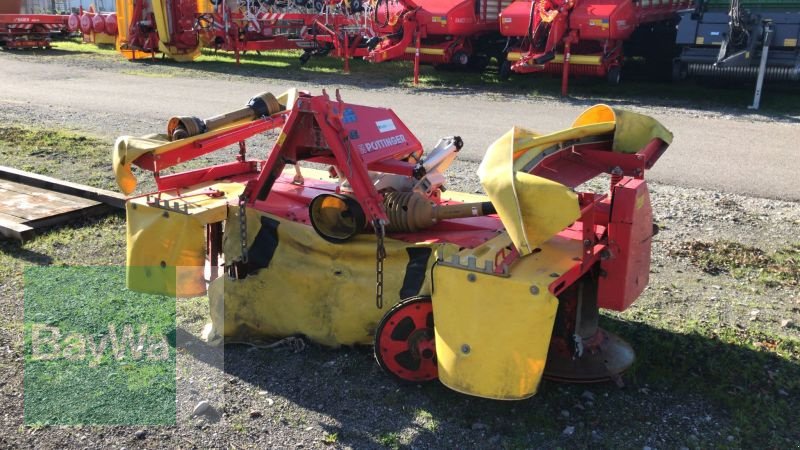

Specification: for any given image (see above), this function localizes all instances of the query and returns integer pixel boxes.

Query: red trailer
[499,0,691,94]
[0,13,69,49]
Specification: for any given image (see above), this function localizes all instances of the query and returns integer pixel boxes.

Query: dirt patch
[670,241,799,287]
[0,126,104,156]
[0,125,118,190]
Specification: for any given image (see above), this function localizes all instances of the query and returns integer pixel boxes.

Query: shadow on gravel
[0,241,53,265]
[221,315,799,448]
[2,48,101,57]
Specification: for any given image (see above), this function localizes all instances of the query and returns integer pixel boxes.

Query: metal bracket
[436,253,510,277]
[145,195,190,214]
[749,21,774,110]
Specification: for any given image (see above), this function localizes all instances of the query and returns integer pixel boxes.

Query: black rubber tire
[467,54,489,72]
[451,50,469,67]
[499,60,512,81]
[671,59,686,82]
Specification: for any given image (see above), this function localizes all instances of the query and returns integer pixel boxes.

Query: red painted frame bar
[245,93,390,222]
[134,115,286,172]
[154,161,259,192]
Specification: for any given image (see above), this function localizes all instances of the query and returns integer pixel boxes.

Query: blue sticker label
[349,130,360,140]
[342,108,357,124]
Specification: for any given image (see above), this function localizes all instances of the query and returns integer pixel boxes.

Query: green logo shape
[23,266,176,425]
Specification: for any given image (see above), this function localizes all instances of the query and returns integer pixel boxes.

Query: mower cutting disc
[374,296,438,382]
[543,328,635,383]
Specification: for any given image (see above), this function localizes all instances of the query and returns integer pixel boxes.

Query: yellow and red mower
[114,89,671,400]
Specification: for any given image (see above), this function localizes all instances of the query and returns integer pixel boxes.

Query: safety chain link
[238,194,249,264]
[374,220,386,309]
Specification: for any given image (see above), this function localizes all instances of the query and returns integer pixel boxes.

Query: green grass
[413,408,439,432]
[47,39,118,56]
[0,214,126,280]
[376,431,402,449]
[605,314,800,447]
[0,125,106,159]
[0,125,117,190]
[322,432,339,445]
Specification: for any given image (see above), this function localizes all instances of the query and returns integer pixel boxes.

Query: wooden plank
[0,180,104,204]
[0,166,126,209]
[0,211,28,225]
[25,203,114,230]
[0,185,100,221]
[0,201,113,242]
[0,216,35,242]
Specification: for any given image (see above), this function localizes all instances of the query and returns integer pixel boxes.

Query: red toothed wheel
[374,296,438,382]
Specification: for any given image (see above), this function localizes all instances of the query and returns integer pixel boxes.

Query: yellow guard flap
[433,234,582,400]
[478,104,672,256]
[478,126,582,256]
[572,104,673,154]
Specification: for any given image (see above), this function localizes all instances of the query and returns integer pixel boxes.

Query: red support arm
[133,115,286,172]
[366,12,418,63]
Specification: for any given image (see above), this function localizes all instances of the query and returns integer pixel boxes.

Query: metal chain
[374,220,386,309]
[238,194,249,264]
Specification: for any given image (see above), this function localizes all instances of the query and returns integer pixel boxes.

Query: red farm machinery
[111,0,374,68]
[498,0,693,94]
[67,7,119,46]
[105,0,498,80]
[32,0,715,94]
[363,0,512,81]
[0,0,70,50]
[114,89,672,399]
[108,0,513,76]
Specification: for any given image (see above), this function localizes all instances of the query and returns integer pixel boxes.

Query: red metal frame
[130,91,668,315]
[365,0,505,78]
[0,14,69,49]
[135,115,287,172]
[500,0,693,95]
[116,0,370,71]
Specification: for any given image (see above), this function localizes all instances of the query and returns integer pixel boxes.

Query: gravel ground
[0,47,798,449]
